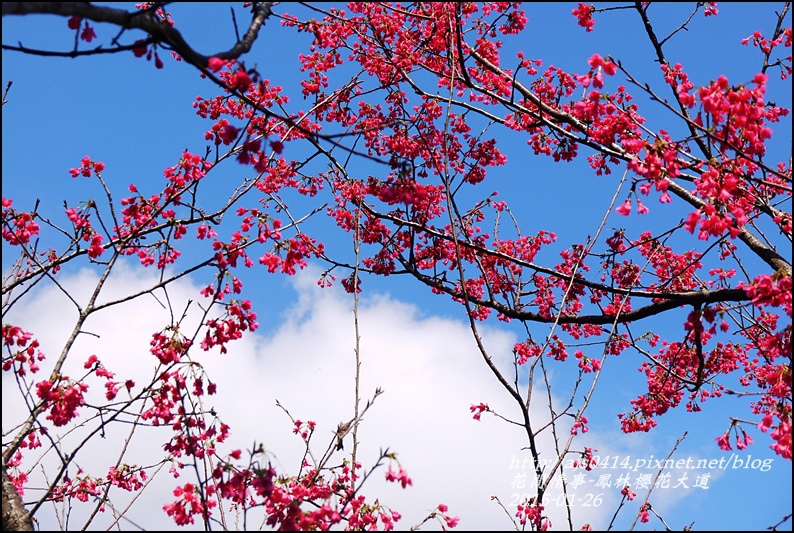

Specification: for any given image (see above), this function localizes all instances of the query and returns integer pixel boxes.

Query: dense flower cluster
[35,377,89,427]
[2,324,45,375]
[2,198,40,246]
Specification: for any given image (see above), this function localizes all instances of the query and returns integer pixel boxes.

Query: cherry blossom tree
[2,2,791,531]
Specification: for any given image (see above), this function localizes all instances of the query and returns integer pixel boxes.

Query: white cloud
[3,263,621,531]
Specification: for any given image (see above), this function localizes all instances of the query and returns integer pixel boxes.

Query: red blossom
[573,447,598,470]
[163,483,216,526]
[616,198,632,216]
[621,485,636,501]
[80,22,97,42]
[572,3,595,32]
[231,69,252,92]
[639,504,650,523]
[470,402,489,421]
[207,57,226,72]
[132,39,148,57]
[385,466,413,489]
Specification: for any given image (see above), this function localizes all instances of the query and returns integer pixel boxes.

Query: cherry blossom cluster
[620,484,636,501]
[742,27,793,79]
[83,354,135,401]
[200,299,258,354]
[572,447,597,471]
[2,197,40,246]
[193,450,439,531]
[2,324,45,375]
[273,3,793,464]
[35,376,89,427]
[516,498,550,530]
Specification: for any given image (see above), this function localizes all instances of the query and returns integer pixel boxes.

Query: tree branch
[2,2,276,68]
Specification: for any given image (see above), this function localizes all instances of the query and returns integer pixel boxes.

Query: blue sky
[2,2,792,531]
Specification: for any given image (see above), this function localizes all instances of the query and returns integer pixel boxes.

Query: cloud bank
[3,263,619,530]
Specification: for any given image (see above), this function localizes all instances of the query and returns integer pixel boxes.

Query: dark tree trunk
[2,468,33,531]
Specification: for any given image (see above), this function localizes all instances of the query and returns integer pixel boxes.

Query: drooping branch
[361,205,748,304]
[401,257,751,325]
[2,2,276,68]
